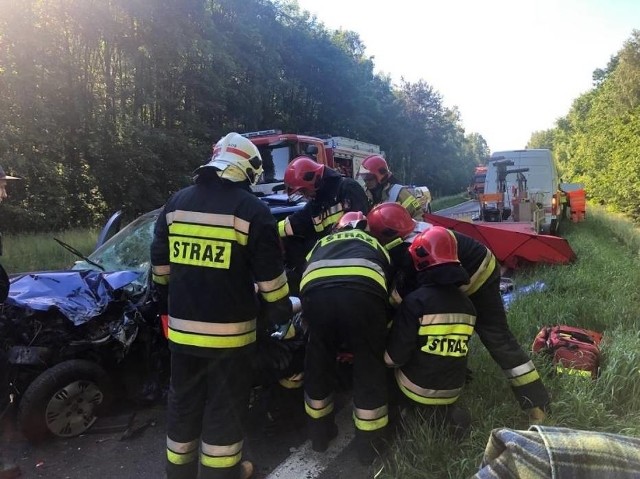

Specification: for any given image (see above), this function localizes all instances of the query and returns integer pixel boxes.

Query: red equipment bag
[532,325,603,379]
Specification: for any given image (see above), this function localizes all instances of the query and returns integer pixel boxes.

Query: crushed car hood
[6,270,141,326]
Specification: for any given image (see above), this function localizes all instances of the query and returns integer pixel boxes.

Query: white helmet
[196,132,263,185]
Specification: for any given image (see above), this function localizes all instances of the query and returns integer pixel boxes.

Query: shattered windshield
[72,211,159,279]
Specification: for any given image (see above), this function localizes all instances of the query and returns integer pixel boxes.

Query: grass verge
[2,229,98,273]
[380,205,640,478]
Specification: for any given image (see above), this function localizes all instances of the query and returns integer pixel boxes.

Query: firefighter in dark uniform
[300,212,391,465]
[385,227,476,438]
[0,166,21,478]
[278,156,370,294]
[367,203,551,421]
[151,132,292,479]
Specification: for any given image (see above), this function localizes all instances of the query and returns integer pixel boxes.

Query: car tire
[17,359,113,443]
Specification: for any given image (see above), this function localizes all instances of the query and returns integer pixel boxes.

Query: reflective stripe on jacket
[300,230,390,299]
[150,177,289,356]
[385,282,477,405]
[278,169,370,240]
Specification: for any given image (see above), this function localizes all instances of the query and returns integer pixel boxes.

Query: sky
[294,0,640,152]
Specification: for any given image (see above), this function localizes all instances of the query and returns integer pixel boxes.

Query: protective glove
[271,320,293,340]
[151,282,169,315]
[253,336,294,383]
[259,296,293,329]
[527,406,547,423]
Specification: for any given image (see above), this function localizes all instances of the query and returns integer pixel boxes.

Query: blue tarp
[502,281,546,309]
[7,270,141,326]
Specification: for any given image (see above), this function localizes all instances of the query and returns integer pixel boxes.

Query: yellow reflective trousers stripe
[168,328,256,348]
[353,412,389,432]
[305,401,334,419]
[167,449,198,465]
[200,451,242,469]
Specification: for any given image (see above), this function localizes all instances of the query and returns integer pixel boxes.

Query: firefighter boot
[355,432,388,466]
[0,463,21,479]
[445,405,471,442]
[239,460,254,479]
[310,416,338,453]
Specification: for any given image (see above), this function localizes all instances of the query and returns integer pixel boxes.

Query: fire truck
[242,129,383,195]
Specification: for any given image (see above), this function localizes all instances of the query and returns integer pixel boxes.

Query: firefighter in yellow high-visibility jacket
[300,212,391,465]
[151,133,292,479]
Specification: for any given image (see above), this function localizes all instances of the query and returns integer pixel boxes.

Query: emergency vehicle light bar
[241,129,282,138]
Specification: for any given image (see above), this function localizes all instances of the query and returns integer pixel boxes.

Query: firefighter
[367,202,551,421]
[0,165,21,479]
[0,165,21,301]
[278,156,369,294]
[300,212,391,465]
[385,227,476,439]
[151,132,292,479]
[357,155,423,220]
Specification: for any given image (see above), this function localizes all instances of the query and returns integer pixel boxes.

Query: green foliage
[538,30,640,224]
[379,207,640,478]
[0,0,488,233]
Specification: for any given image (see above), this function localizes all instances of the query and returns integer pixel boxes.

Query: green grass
[379,205,640,478]
[1,228,99,273]
[431,192,471,211]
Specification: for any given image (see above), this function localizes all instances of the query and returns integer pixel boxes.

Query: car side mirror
[95,210,123,251]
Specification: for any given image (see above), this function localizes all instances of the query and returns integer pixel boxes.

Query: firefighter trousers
[166,350,253,479]
[302,288,389,459]
[470,269,550,410]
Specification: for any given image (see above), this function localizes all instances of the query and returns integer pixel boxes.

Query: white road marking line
[266,405,354,479]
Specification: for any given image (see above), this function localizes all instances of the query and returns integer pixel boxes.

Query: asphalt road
[0,391,377,479]
[432,199,480,220]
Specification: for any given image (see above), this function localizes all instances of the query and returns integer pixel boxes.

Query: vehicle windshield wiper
[54,238,106,271]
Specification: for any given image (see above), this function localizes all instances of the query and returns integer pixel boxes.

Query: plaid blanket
[473,426,640,479]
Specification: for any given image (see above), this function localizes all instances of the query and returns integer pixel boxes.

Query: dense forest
[528,30,640,223]
[0,0,489,233]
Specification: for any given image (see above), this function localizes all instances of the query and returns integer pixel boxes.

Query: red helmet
[408,226,459,271]
[367,203,415,244]
[358,155,390,183]
[335,211,367,231]
[284,156,325,194]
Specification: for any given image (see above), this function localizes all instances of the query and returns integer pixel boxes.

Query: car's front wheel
[17,359,112,443]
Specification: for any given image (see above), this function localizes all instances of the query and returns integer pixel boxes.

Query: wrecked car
[0,195,305,442]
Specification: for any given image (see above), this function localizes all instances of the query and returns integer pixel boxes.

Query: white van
[485,149,562,234]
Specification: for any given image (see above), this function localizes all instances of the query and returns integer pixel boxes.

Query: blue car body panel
[6,270,141,326]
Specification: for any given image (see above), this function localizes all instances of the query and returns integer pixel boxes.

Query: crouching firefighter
[384,227,476,440]
[367,203,551,421]
[300,212,392,465]
[151,132,292,479]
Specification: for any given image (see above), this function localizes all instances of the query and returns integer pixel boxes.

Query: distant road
[433,199,479,220]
